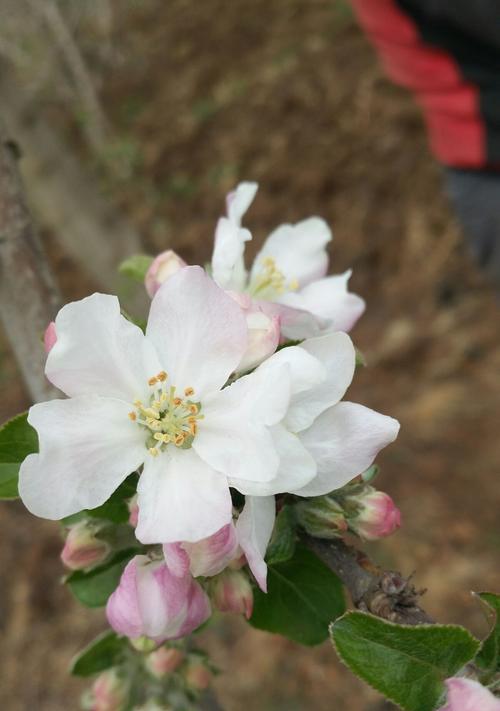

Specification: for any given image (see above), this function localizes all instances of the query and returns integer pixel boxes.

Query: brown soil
[1,1,499,709]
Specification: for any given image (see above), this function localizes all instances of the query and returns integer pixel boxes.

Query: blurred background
[0,1,499,709]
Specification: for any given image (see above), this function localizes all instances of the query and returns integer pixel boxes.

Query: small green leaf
[0,412,38,499]
[250,544,345,646]
[70,631,128,677]
[87,474,138,524]
[66,549,136,608]
[474,592,500,677]
[266,505,296,565]
[118,254,153,282]
[331,612,480,711]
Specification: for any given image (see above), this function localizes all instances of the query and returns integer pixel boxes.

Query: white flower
[240,331,400,499]
[19,267,304,544]
[211,182,365,339]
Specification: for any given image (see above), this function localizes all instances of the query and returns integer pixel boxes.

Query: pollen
[131,377,204,456]
[249,256,296,298]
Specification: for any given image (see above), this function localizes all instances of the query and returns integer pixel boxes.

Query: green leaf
[331,612,480,711]
[266,505,296,565]
[0,412,38,499]
[474,592,500,677]
[66,549,136,608]
[70,631,128,677]
[250,543,345,646]
[87,474,138,524]
[118,254,153,282]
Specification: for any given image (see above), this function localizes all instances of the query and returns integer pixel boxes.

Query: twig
[0,121,61,403]
[303,535,434,625]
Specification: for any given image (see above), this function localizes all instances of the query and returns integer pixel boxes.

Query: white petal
[19,397,146,519]
[293,402,400,497]
[229,424,316,495]
[250,217,331,290]
[136,448,232,544]
[211,217,251,291]
[286,332,356,432]
[237,496,275,592]
[47,293,160,400]
[193,363,291,484]
[257,299,326,340]
[279,271,365,333]
[146,266,247,398]
[226,182,258,225]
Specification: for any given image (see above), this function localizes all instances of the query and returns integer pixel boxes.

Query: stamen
[157,371,168,382]
[184,387,195,397]
[128,412,137,421]
[148,376,158,386]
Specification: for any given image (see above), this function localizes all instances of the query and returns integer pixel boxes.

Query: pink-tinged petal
[183,523,239,578]
[226,182,258,225]
[251,217,331,290]
[46,293,160,400]
[162,543,191,578]
[193,363,291,485]
[211,217,251,291]
[293,402,400,497]
[106,557,145,639]
[236,496,276,592]
[257,299,327,341]
[43,321,57,354]
[146,266,247,398]
[229,424,316,495]
[234,299,280,373]
[210,569,254,618]
[145,250,187,298]
[175,577,212,637]
[440,678,500,711]
[136,448,232,544]
[286,332,356,432]
[19,397,146,520]
[279,271,365,333]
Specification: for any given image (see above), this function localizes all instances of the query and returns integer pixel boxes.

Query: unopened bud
[295,496,348,539]
[44,321,57,354]
[145,250,187,297]
[347,487,401,541]
[183,657,213,691]
[61,520,110,571]
[145,646,184,678]
[209,569,253,619]
[88,670,129,711]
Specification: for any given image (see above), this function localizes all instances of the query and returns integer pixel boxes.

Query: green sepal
[66,548,138,608]
[473,592,500,679]
[118,254,153,282]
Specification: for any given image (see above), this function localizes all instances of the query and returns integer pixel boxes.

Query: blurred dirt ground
[1,1,499,709]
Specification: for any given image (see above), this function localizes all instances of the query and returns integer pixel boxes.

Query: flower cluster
[19,182,402,707]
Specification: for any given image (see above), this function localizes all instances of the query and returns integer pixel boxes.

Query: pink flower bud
[128,495,139,528]
[145,646,184,678]
[209,569,253,619]
[439,678,500,711]
[44,321,57,354]
[61,520,110,571]
[145,250,187,297]
[106,555,211,644]
[228,292,280,372]
[90,670,129,711]
[183,523,239,578]
[183,658,213,691]
[348,488,401,541]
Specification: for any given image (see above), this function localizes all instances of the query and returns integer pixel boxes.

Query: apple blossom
[228,292,280,373]
[211,182,366,338]
[438,678,500,711]
[145,646,185,678]
[106,553,211,643]
[144,250,187,298]
[89,670,129,711]
[18,266,305,544]
[163,522,239,579]
[209,569,254,619]
[347,488,401,541]
[43,321,57,354]
[61,520,110,570]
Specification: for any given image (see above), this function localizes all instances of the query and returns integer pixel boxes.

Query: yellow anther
[174,433,186,446]
[149,447,159,457]
[144,408,160,419]
[289,278,299,291]
[173,397,182,406]
[148,376,158,386]
[157,371,168,382]
[128,411,137,421]
[134,400,143,407]
[189,422,197,436]
[189,404,199,414]
[184,387,195,397]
